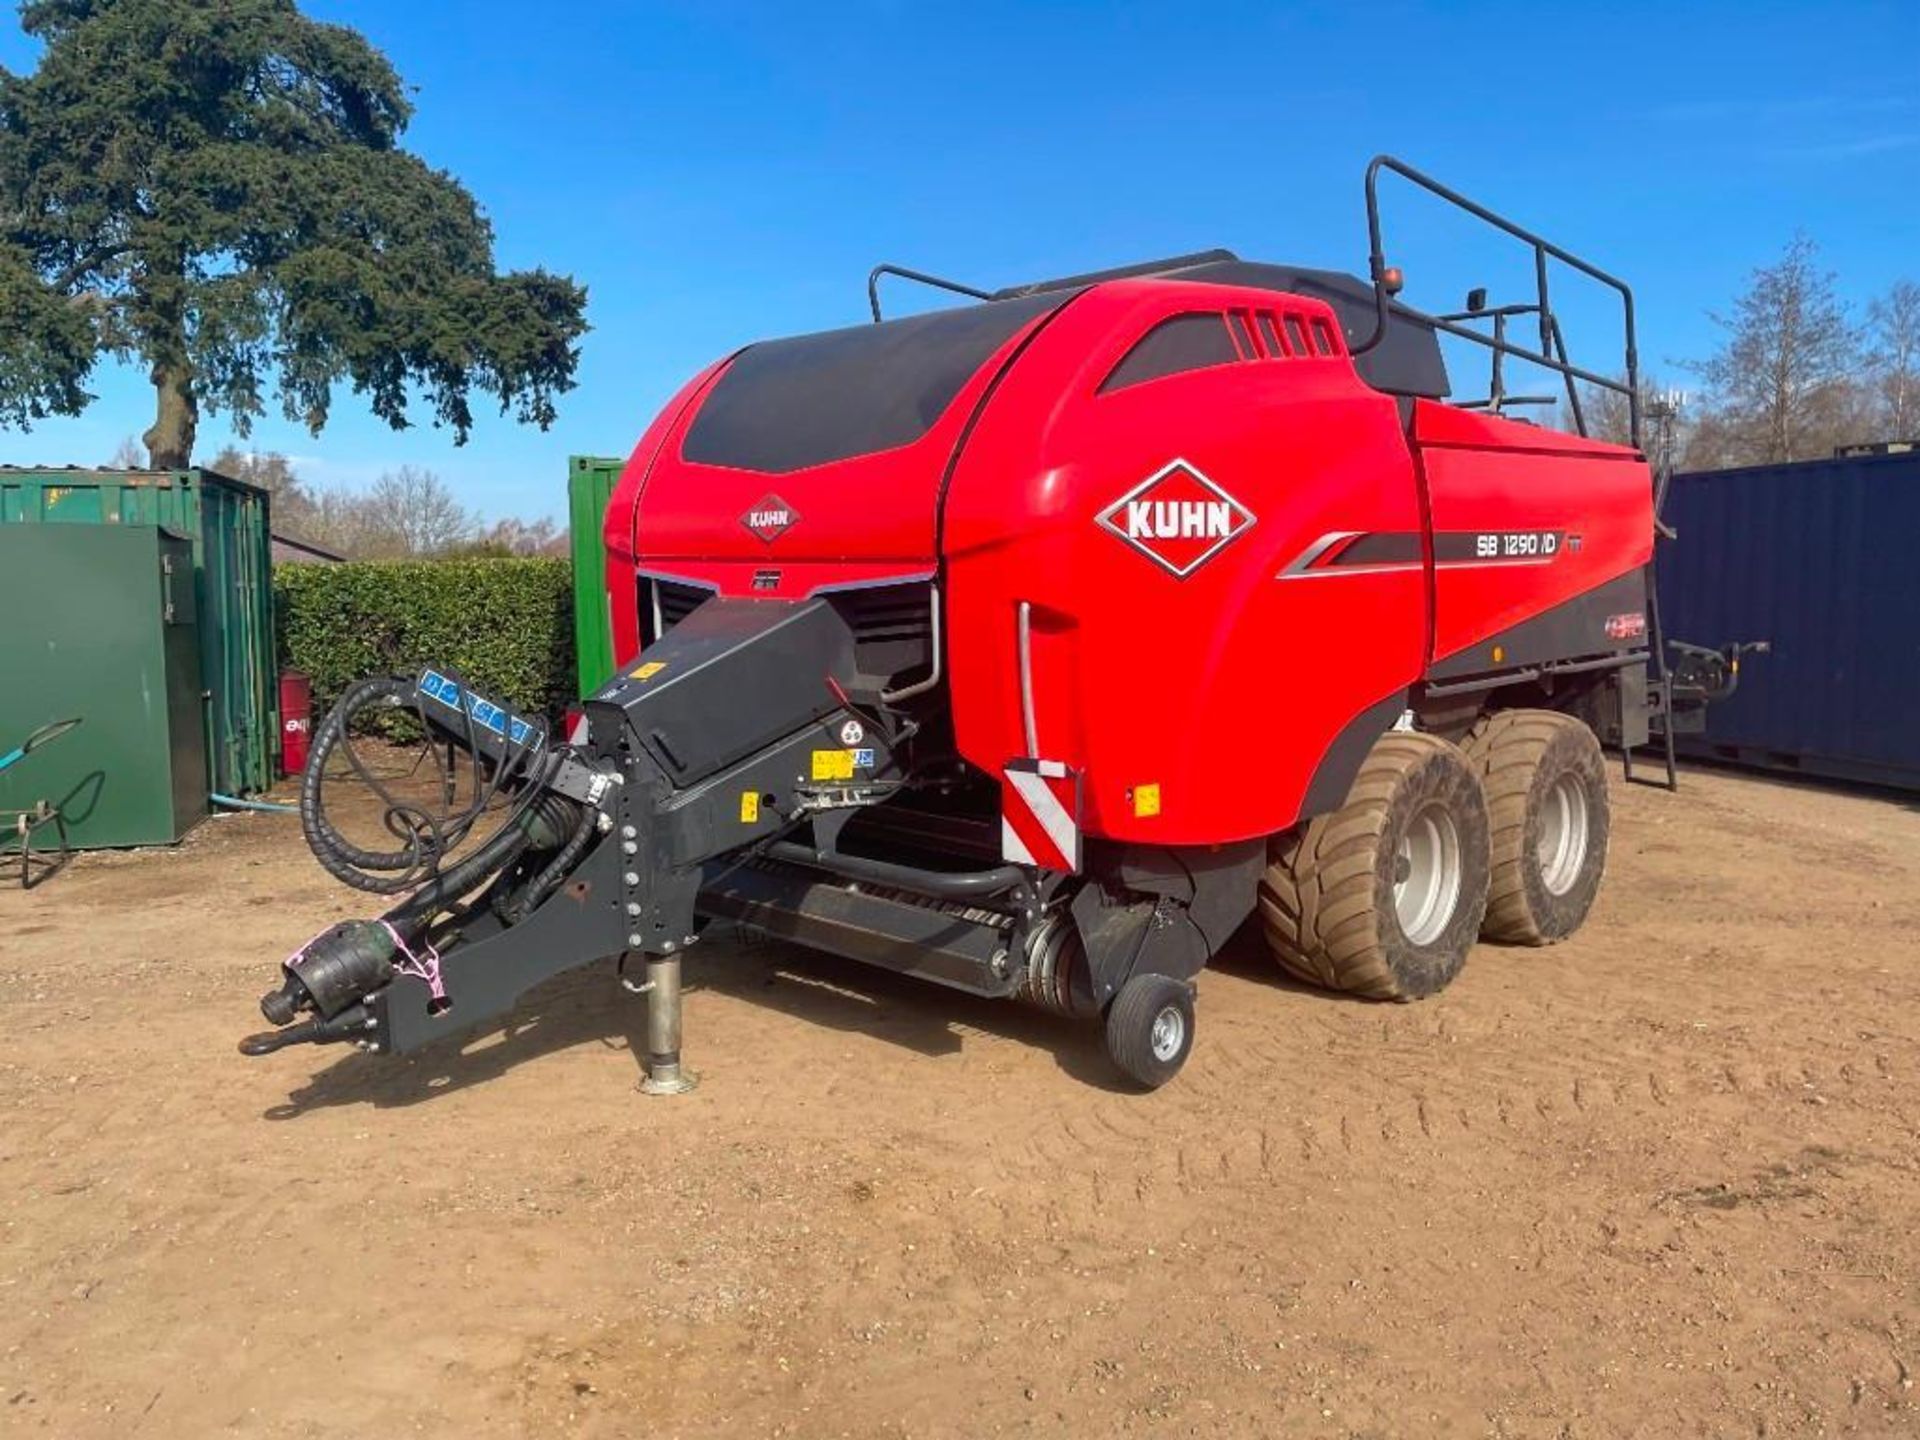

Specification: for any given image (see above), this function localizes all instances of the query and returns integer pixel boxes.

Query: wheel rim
[1535,773,1590,896]
[1149,1004,1186,1062]
[1394,802,1463,946]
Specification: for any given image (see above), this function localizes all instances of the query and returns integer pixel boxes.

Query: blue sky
[3,1,1917,525]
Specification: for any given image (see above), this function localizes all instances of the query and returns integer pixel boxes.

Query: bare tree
[1679,408,1744,471]
[359,466,477,558]
[1866,280,1920,439]
[106,435,147,469]
[1687,235,1860,464]
[208,446,314,525]
[1559,373,1683,450]
[205,445,340,549]
[449,516,565,557]
[295,488,392,559]
[213,457,546,560]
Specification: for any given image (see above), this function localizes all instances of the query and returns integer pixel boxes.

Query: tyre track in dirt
[3,767,1919,1438]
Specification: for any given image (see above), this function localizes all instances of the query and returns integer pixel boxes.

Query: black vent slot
[642,576,718,646]
[827,581,935,688]
[640,575,934,689]
[659,580,710,627]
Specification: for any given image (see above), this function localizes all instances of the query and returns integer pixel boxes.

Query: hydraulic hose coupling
[257,919,399,1027]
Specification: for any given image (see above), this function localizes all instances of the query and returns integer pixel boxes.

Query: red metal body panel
[603,359,728,664]
[602,272,1655,851]
[942,280,1425,845]
[1409,402,1652,665]
[607,310,1060,601]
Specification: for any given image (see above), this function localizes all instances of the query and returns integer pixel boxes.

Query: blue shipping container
[1657,449,1920,791]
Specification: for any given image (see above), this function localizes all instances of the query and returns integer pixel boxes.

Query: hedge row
[276,558,576,721]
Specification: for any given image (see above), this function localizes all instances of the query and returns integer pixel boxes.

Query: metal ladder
[1621,442,1679,791]
[1620,565,1679,791]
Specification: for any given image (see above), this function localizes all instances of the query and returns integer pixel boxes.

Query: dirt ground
[2,765,1918,1438]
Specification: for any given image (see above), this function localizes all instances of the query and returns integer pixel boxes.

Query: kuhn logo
[741,493,798,544]
[1096,460,1254,577]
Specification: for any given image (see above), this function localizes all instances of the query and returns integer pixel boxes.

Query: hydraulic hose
[213,791,299,815]
[300,675,427,888]
[250,668,602,1059]
[382,789,583,936]
[300,673,549,895]
[502,798,600,924]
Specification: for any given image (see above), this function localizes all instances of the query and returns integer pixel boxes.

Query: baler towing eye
[239,1002,373,1056]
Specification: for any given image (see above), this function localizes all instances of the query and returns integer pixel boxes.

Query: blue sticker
[417,670,541,749]
[420,670,462,709]
[853,747,876,768]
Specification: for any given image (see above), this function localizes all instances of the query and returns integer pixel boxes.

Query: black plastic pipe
[766,840,1028,900]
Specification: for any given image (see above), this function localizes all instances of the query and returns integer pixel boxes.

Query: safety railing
[1353,155,1642,450]
[867,264,992,324]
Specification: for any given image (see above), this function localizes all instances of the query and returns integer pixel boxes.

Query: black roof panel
[998,252,1450,400]
[682,289,1069,475]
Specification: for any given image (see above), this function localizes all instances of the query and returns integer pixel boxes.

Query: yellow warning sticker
[739,791,760,824]
[629,661,667,681]
[810,749,856,781]
[1133,783,1161,819]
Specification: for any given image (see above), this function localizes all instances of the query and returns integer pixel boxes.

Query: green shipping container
[569,454,624,699]
[0,467,277,796]
[0,526,210,848]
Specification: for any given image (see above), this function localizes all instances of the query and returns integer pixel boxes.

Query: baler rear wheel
[1259,731,1490,1001]
[1105,973,1195,1089]
[1461,710,1610,944]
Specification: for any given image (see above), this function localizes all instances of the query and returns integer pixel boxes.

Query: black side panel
[1098,313,1239,393]
[1427,570,1649,680]
[700,862,1019,999]
[1070,840,1266,1000]
[682,290,1069,474]
[1298,689,1408,820]
[1170,260,1452,401]
[587,597,856,784]
[376,836,628,1056]
[1331,531,1423,567]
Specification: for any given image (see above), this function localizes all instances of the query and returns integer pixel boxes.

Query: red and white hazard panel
[1000,759,1083,873]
